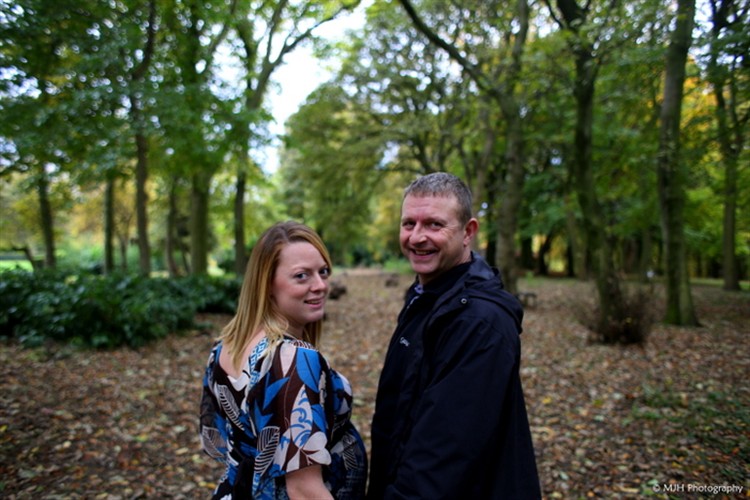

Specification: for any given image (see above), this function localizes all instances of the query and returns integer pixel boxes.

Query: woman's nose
[311,273,328,291]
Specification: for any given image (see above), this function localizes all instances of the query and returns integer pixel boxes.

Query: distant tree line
[1,0,748,337]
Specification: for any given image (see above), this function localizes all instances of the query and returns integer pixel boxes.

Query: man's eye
[402,221,415,229]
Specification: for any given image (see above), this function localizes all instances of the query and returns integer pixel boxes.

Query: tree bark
[234,170,248,276]
[128,0,157,277]
[104,176,115,273]
[36,170,56,269]
[708,0,744,291]
[165,181,180,278]
[550,0,624,336]
[132,119,151,276]
[657,0,698,325]
[496,94,525,294]
[190,172,211,275]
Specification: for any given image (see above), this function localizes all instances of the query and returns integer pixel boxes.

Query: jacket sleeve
[384,308,520,500]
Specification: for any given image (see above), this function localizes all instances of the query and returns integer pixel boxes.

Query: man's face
[400,194,476,285]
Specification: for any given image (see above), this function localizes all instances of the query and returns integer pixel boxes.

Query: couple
[199,173,541,499]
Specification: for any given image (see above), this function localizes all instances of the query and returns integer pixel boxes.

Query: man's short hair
[404,172,473,225]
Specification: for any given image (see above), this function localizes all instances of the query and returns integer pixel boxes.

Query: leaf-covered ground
[1,272,748,499]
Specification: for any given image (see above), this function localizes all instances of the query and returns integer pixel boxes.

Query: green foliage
[0,269,239,349]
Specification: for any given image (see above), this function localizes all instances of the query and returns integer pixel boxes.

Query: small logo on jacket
[399,337,410,347]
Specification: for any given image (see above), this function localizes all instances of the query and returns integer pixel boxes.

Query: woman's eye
[320,267,330,278]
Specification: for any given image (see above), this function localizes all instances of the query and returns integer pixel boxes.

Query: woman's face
[271,241,330,336]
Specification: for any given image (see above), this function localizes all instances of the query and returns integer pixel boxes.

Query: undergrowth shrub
[0,269,239,349]
[575,283,656,345]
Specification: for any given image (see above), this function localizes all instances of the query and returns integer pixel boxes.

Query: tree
[0,0,103,268]
[282,83,386,262]
[703,0,749,290]
[542,0,670,341]
[126,0,158,276]
[229,0,360,275]
[657,0,698,325]
[396,0,532,293]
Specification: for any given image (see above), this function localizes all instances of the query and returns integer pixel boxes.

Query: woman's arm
[285,465,333,500]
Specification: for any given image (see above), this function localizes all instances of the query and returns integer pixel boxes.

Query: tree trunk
[234,170,248,276]
[657,0,698,325]
[36,170,56,269]
[565,197,586,279]
[104,176,115,273]
[721,155,739,290]
[708,0,743,291]
[118,235,128,271]
[190,173,211,275]
[165,181,180,278]
[493,0,530,295]
[537,233,553,276]
[128,0,156,277]
[639,226,653,281]
[574,49,623,330]
[496,100,524,294]
[133,127,151,276]
[520,236,535,271]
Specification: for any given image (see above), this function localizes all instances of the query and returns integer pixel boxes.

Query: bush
[575,283,656,345]
[0,269,240,349]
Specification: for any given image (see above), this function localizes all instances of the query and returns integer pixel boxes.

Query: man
[368,172,541,499]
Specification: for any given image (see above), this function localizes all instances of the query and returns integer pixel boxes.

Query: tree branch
[395,0,496,96]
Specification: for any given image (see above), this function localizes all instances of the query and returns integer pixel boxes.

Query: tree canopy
[1,0,748,327]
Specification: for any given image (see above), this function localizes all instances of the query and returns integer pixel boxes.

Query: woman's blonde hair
[220,221,332,371]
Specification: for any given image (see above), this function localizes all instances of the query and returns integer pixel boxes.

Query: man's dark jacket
[367,253,540,499]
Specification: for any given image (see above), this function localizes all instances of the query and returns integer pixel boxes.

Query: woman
[200,221,367,499]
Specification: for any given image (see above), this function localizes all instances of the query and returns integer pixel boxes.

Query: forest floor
[1,272,748,499]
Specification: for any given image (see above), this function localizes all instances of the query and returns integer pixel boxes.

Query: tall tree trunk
[657,0,698,325]
[639,227,653,281]
[720,155,739,290]
[131,123,151,276]
[565,196,586,279]
[191,173,211,275]
[537,233,553,276]
[36,170,56,269]
[484,169,498,267]
[708,0,744,291]
[104,176,115,273]
[234,170,248,276]
[128,0,156,277]
[520,237,535,271]
[165,181,180,278]
[550,0,624,337]
[494,0,530,295]
[496,99,524,294]
[573,47,623,332]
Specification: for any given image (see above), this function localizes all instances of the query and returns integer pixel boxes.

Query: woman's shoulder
[280,336,317,351]
[274,337,334,374]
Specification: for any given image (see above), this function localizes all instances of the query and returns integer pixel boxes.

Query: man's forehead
[402,194,460,217]
[403,193,457,205]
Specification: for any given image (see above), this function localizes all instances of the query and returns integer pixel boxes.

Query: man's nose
[410,223,427,243]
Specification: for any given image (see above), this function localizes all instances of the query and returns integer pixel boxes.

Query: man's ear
[464,218,479,245]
